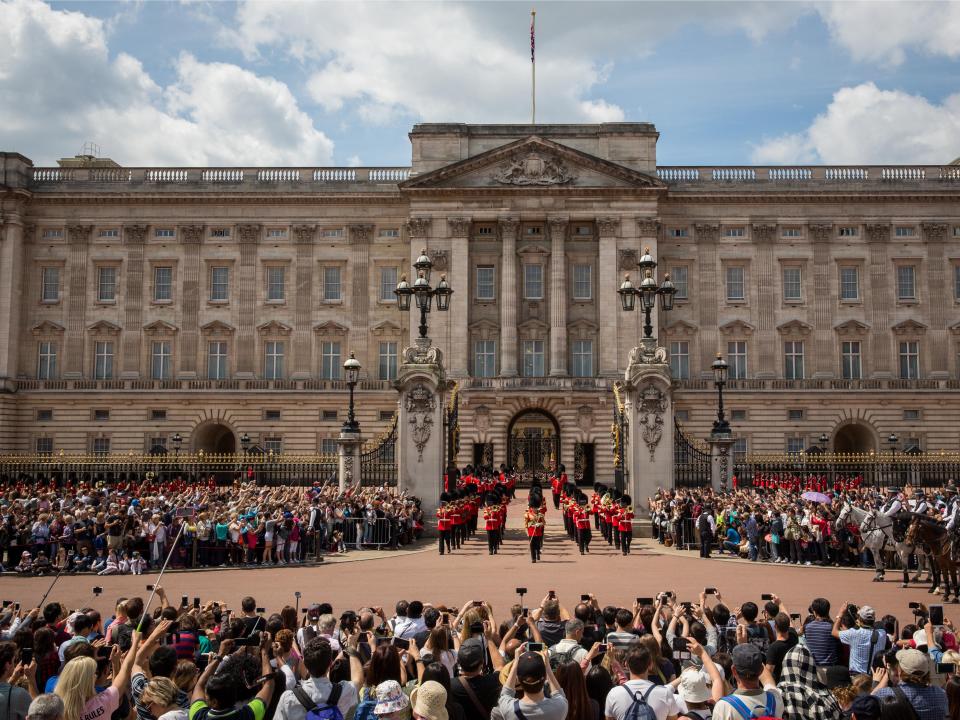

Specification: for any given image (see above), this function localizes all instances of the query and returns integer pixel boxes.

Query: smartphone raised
[580,594,590,602]
[761,593,774,601]
[181,595,189,607]
[548,590,556,598]
[930,605,945,626]
[671,637,689,652]
[637,597,654,606]
[704,588,717,595]
[516,587,527,595]
[909,602,922,610]
[146,585,154,591]
[527,642,544,653]
[522,607,529,618]
[598,643,608,653]
[393,637,410,650]
[233,636,260,647]
[256,607,266,614]
[937,662,956,674]
[20,648,33,664]
[193,597,201,610]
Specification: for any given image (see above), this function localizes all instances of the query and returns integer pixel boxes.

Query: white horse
[834,502,924,586]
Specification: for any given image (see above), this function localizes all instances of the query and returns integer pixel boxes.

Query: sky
[3,0,960,168]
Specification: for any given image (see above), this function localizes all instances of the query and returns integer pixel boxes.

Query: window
[266,228,286,238]
[841,341,862,380]
[210,266,229,301]
[207,341,228,380]
[322,410,338,421]
[670,228,688,238]
[731,409,747,421]
[904,409,921,421]
[839,267,860,301]
[571,340,594,377]
[154,229,175,238]
[320,341,341,380]
[151,341,172,379]
[781,228,802,238]
[899,341,920,379]
[838,226,858,237]
[732,438,748,463]
[97,267,117,302]
[379,410,394,422]
[675,409,689,422]
[320,439,339,454]
[669,341,689,379]
[724,227,745,238]
[92,438,110,455]
[379,342,398,380]
[94,409,110,421]
[782,267,802,301]
[323,267,341,301]
[94,341,114,380]
[41,229,63,239]
[786,437,805,455]
[321,228,343,238]
[379,228,400,238]
[524,226,543,236]
[474,340,496,378]
[725,266,745,301]
[154,266,173,302]
[41,267,59,302]
[263,341,284,379]
[476,266,495,300]
[266,266,285,301]
[477,225,495,237]
[37,342,57,380]
[151,409,167,421]
[36,409,53,421]
[264,410,282,421]
[784,341,804,380]
[522,340,545,377]
[574,224,593,236]
[211,228,231,238]
[36,438,54,455]
[149,437,167,451]
[897,265,916,300]
[727,341,747,379]
[572,264,592,300]
[895,226,916,237]
[787,409,804,421]
[264,437,283,454]
[379,267,398,302]
[524,265,544,299]
[670,267,688,300]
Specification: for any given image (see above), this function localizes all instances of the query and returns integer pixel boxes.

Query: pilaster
[120,224,148,378]
[866,223,892,378]
[924,223,949,378]
[349,224,373,368]
[499,216,519,377]
[695,224,719,377]
[447,217,470,377]
[0,212,25,380]
[754,224,776,378]
[337,428,363,491]
[235,223,261,378]
[177,225,203,379]
[548,216,568,376]
[810,224,834,378]
[598,217,621,375]
[623,351,673,516]
[63,224,92,378]
[292,225,317,379]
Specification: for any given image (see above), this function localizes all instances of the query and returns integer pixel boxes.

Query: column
[754,224,776,378]
[499,217,519,376]
[396,352,446,519]
[337,427,363,491]
[548,216,568,376]
[63,224,92,378]
[120,225,148,378]
[597,217,620,375]
[292,225,317,379]
[447,217,471,377]
[695,225,719,377]
[235,224,261,378]
[924,223,949,378]
[349,224,373,369]
[178,225,203,379]
[810,224,834,378]
[0,212,25,380]
[866,224,892,378]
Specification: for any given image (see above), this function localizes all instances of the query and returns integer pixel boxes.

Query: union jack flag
[530,10,535,64]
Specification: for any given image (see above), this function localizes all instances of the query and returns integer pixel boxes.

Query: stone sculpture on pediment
[492,151,576,186]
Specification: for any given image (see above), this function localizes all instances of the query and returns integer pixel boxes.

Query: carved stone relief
[491,151,576,186]
[637,383,668,461]
[405,383,437,461]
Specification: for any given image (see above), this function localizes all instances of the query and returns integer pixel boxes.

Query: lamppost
[617,248,677,340]
[240,433,250,456]
[888,432,899,486]
[710,354,730,434]
[394,249,453,340]
[172,432,182,457]
[343,353,361,433]
[819,433,829,451]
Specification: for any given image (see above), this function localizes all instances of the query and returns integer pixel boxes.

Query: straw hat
[410,681,448,720]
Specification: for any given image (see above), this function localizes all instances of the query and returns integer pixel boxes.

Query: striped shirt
[802,620,839,665]
[606,630,641,653]
[838,627,886,674]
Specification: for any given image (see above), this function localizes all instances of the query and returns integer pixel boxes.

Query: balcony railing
[14,378,395,392]
[29,166,411,187]
[673,378,960,391]
[464,377,613,391]
[656,165,960,186]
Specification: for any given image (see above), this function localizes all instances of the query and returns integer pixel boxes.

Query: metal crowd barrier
[340,517,394,548]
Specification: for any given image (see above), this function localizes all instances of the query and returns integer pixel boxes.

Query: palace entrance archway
[833,422,876,454]
[192,422,237,454]
[507,409,560,486]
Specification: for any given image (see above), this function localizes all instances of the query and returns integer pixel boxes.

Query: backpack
[622,685,657,720]
[353,685,378,720]
[549,643,579,670]
[718,691,781,720]
[293,682,345,720]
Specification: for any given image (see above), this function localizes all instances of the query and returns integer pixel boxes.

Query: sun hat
[678,668,711,703]
[374,680,409,715]
[410,680,448,720]
[896,648,930,676]
[857,605,875,621]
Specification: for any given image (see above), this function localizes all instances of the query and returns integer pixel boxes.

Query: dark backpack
[549,644,579,670]
[353,685,378,720]
[293,682,345,720]
[622,685,657,720]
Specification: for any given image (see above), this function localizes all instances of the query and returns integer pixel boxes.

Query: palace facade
[2,122,960,482]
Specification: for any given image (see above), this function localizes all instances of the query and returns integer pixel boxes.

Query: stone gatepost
[708,431,736,493]
[395,338,446,520]
[623,338,674,532]
[337,427,362,491]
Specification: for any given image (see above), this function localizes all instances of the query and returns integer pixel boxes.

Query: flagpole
[531,8,536,125]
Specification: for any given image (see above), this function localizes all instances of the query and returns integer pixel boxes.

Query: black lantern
[240,433,250,455]
[711,354,730,434]
[711,354,729,385]
[659,274,676,312]
[618,274,637,312]
[396,252,454,340]
[394,274,413,311]
[413,272,432,312]
[414,248,433,282]
[617,247,676,339]
[343,352,361,432]
[435,274,453,311]
[171,432,182,456]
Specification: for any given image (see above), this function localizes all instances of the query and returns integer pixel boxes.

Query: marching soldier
[525,490,545,563]
[550,470,562,510]
[618,494,635,556]
[437,493,453,555]
[575,494,592,555]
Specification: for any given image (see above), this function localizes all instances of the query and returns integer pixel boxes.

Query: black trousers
[621,530,633,554]
[529,535,542,562]
[552,492,560,510]
[700,531,714,558]
[487,530,497,554]
[577,527,591,554]
[439,530,451,554]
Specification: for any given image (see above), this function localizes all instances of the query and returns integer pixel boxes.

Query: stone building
[2,122,960,482]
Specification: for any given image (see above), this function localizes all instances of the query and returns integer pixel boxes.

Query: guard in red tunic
[483,493,499,555]
[618,494,635,556]
[449,492,464,550]
[575,494,592,555]
[550,471,562,510]
[437,492,453,555]
[524,489,546,563]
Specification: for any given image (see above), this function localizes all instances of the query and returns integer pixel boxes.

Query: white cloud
[751,82,960,164]
[0,0,334,166]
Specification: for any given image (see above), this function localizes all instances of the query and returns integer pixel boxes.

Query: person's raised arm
[689,639,723,704]
[255,633,276,705]
[344,629,364,689]
[484,621,504,671]
[193,639,232,704]
[541,648,561,694]
[134,619,172,675]
[111,630,142,692]
[831,605,844,640]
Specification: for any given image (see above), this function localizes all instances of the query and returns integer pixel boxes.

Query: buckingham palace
[2,121,960,483]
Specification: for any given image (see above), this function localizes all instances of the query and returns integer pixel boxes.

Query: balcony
[656,165,960,189]
[672,378,960,391]
[464,377,613,391]
[13,378,395,392]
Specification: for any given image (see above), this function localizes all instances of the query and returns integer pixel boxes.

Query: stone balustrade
[656,165,960,185]
[14,378,395,392]
[29,166,412,187]
[672,378,960,391]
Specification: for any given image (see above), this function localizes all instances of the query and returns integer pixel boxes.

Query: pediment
[370,320,401,336]
[517,244,551,255]
[143,320,178,335]
[518,319,549,339]
[87,320,121,335]
[401,136,666,192]
[892,319,927,335]
[950,321,960,336]
[569,319,599,340]
[201,320,235,335]
[719,320,754,336]
[665,320,700,337]
[834,319,870,336]
[776,320,813,337]
[313,320,348,335]
[469,319,500,332]
[258,320,292,335]
[31,320,65,335]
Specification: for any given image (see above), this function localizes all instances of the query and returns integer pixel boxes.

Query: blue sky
[3,1,960,167]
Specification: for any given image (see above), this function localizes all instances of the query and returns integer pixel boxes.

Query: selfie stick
[138,516,190,632]
[36,562,69,610]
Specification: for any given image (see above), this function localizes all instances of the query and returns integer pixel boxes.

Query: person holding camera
[189,634,274,720]
[832,604,886,675]
[498,649,567,720]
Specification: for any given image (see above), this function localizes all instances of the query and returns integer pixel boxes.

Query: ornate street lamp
[617,247,676,339]
[172,432,182,457]
[711,354,730,434]
[240,432,250,456]
[888,432,899,486]
[343,352,361,433]
[395,249,454,339]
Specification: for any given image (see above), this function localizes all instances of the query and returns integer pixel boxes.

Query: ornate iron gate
[508,435,559,485]
[674,418,711,488]
[445,383,460,475]
[360,414,397,486]
[612,382,628,493]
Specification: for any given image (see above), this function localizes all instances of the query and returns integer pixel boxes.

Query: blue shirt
[838,627,886,673]
[803,619,839,665]
[726,528,741,544]
[874,684,948,720]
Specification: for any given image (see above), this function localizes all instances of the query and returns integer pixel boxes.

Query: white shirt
[604,679,678,720]
[275,677,359,720]
[711,687,783,720]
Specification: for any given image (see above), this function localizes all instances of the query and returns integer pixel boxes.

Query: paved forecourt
[0,492,929,621]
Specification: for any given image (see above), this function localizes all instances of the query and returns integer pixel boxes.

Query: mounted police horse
[906,515,960,603]
[835,502,922,587]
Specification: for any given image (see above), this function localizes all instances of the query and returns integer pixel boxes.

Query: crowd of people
[1,585,959,720]
[0,481,424,575]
